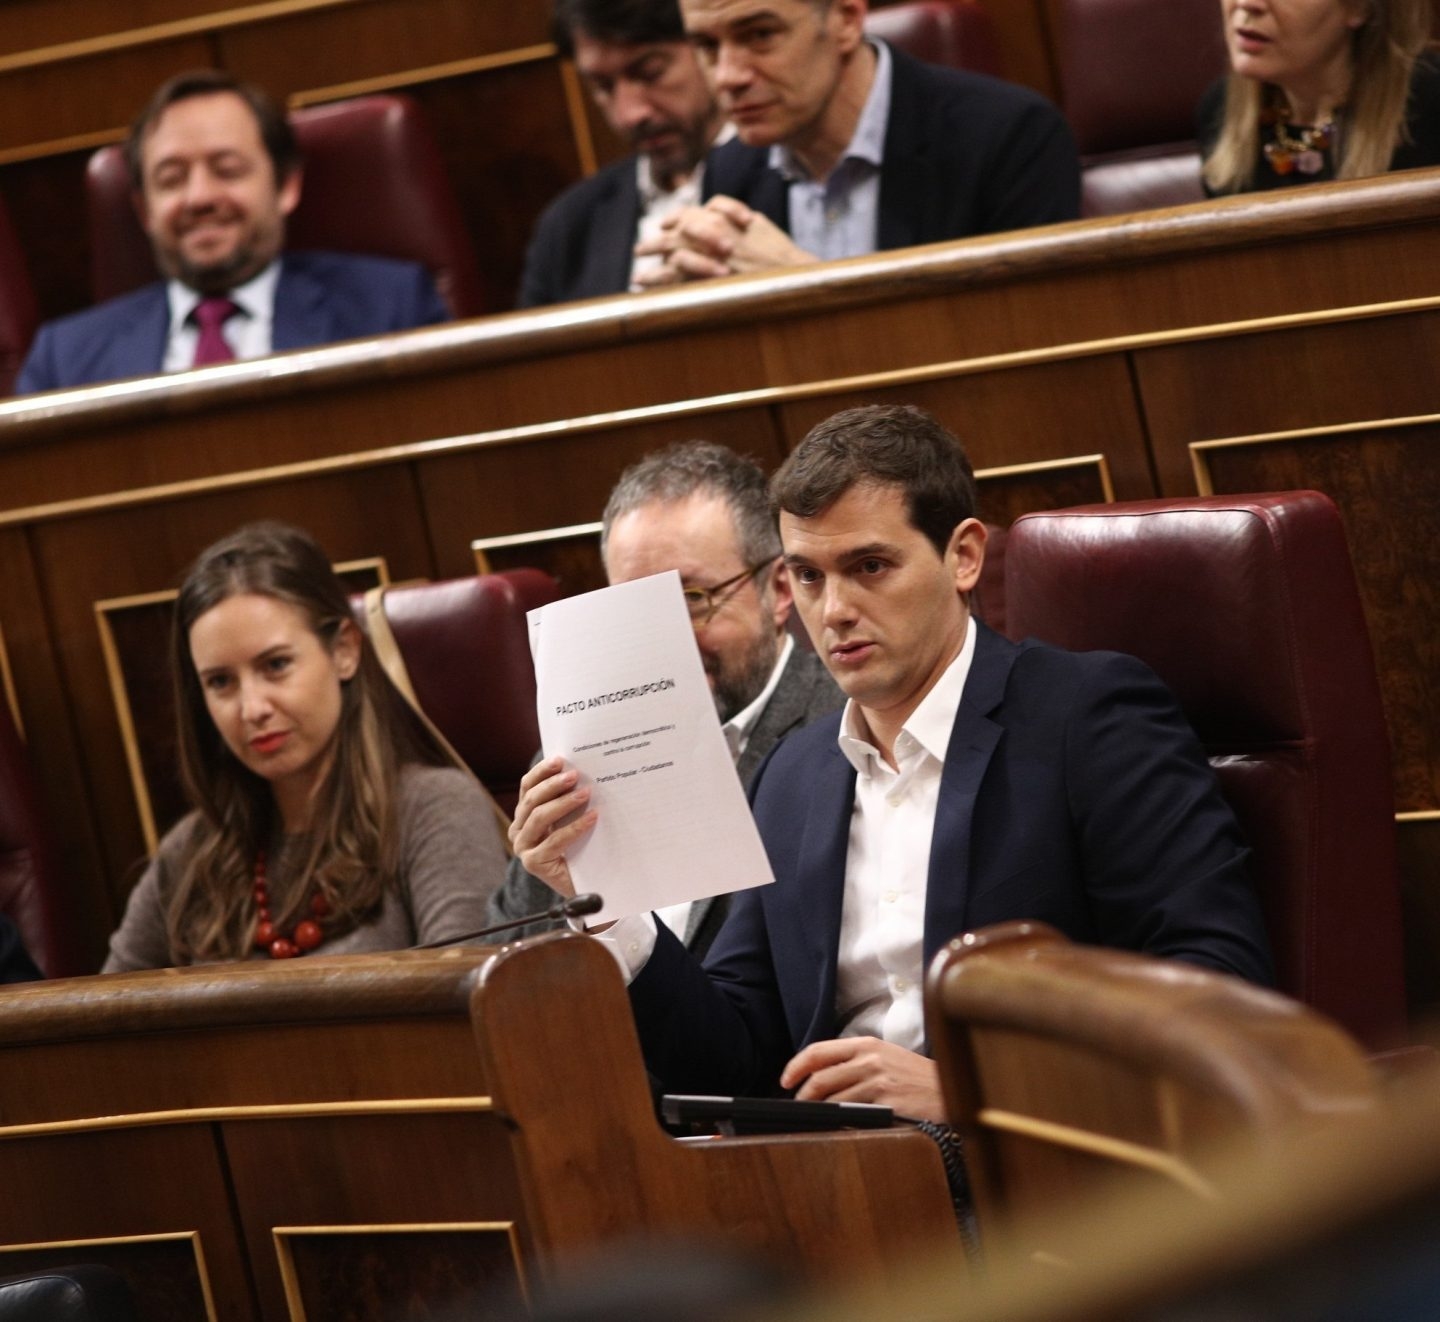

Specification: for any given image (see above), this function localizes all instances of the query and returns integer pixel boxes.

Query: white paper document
[528,571,774,924]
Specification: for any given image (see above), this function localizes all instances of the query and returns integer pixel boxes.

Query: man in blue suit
[514,404,1273,1122]
[17,70,447,395]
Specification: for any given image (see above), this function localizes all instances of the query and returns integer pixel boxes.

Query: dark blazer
[704,43,1080,249]
[485,645,842,957]
[0,913,41,984]
[518,156,643,309]
[16,250,449,394]
[629,623,1275,1096]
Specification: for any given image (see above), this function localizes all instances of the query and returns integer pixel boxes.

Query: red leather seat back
[864,0,1004,75]
[365,570,560,815]
[1056,0,1226,215]
[86,93,485,317]
[0,200,38,396]
[1080,147,1206,218]
[1003,492,1406,1048]
[1058,0,1226,154]
[0,699,85,978]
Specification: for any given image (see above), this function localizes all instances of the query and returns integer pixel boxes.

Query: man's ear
[767,559,795,632]
[132,189,155,238]
[277,166,303,218]
[948,518,988,597]
[331,617,362,681]
[831,0,870,56]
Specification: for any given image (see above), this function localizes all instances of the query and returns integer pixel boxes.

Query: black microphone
[413,892,604,949]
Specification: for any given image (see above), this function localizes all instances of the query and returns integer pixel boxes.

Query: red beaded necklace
[252,850,331,959]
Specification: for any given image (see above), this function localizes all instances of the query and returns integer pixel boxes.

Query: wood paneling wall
[0,173,1436,998]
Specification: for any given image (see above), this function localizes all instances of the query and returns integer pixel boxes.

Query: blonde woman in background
[1200,0,1437,193]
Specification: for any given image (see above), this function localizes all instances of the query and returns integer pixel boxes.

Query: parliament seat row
[0,489,1409,1053]
[0,908,1413,1318]
[0,0,1239,395]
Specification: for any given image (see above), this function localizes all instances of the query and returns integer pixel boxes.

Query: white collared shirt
[162,260,281,372]
[832,616,976,1049]
[771,39,892,261]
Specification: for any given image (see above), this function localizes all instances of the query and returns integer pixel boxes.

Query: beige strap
[362,585,513,850]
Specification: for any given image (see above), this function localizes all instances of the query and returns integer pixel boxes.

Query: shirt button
[886,793,901,807]
[883,890,897,904]
[893,978,909,994]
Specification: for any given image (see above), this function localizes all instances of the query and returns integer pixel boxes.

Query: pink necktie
[191,297,240,367]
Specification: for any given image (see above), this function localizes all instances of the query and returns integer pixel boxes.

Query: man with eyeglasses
[485,439,841,954]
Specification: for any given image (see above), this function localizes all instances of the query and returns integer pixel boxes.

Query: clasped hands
[511,757,948,1122]
[633,194,818,287]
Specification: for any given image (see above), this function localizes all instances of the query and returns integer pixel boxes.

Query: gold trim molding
[273,1221,524,1322]
[976,1108,1220,1201]
[7,293,1438,532]
[0,1097,495,1142]
[0,1230,218,1322]
[1189,410,1440,495]
[0,0,364,76]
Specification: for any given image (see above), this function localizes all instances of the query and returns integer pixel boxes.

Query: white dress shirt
[162,260,280,371]
[600,620,977,1054]
[833,618,975,1050]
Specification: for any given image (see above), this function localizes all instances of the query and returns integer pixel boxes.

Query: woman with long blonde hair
[1200,0,1438,194]
[104,522,506,969]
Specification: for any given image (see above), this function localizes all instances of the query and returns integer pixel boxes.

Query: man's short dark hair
[601,440,781,569]
[551,0,687,58]
[771,404,978,556]
[125,69,300,191]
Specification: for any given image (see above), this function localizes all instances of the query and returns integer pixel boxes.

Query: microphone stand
[413,892,604,949]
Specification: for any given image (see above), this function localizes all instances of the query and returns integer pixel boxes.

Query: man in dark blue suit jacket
[19,251,447,394]
[513,404,1273,1122]
[17,69,447,395]
[634,0,1078,285]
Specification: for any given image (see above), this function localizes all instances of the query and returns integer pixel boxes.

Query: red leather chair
[0,199,38,397]
[1054,0,1227,215]
[86,93,486,318]
[0,698,85,979]
[864,0,1004,76]
[1001,492,1407,1049]
[358,570,560,816]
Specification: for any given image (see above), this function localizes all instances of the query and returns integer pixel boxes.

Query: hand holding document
[527,571,774,924]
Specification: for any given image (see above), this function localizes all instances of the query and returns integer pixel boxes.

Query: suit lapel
[876,47,937,252]
[271,258,331,352]
[923,624,1014,961]
[585,168,643,298]
[784,741,854,1044]
[110,287,170,379]
[738,650,823,784]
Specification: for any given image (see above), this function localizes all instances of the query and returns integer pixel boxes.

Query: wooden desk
[0,174,1435,976]
[0,935,963,1320]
